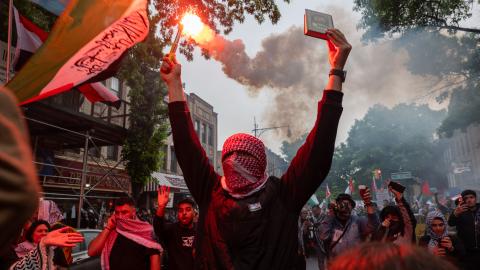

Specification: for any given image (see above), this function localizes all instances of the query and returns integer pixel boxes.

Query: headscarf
[221,133,268,198]
[426,210,448,251]
[101,218,162,270]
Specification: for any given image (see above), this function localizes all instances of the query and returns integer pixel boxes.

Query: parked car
[70,229,101,270]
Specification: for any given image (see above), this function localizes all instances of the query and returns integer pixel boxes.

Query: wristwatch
[329,69,347,82]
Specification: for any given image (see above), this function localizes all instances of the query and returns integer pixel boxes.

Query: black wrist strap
[329,69,346,82]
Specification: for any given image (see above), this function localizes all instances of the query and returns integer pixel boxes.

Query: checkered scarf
[101,218,162,270]
[221,133,267,198]
[426,210,448,252]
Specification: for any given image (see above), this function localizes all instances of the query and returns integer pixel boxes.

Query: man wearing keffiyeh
[161,29,351,269]
[88,197,162,270]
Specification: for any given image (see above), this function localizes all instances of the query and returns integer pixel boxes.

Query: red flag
[422,181,432,196]
[11,7,121,108]
[349,178,355,194]
[326,184,331,199]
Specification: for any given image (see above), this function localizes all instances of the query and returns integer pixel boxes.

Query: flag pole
[6,0,14,82]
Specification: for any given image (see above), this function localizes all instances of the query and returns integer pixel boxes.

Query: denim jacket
[319,213,379,258]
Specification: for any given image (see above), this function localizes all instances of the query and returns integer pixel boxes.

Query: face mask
[222,153,267,198]
[389,220,402,234]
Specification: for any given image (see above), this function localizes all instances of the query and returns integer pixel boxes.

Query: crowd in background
[297,188,480,270]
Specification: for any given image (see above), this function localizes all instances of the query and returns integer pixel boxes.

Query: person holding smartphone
[419,210,465,267]
[372,182,416,244]
[448,189,480,269]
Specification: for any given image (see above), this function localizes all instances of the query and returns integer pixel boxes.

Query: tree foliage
[354,0,480,41]
[354,0,480,140]
[322,104,448,199]
[438,81,480,137]
[152,0,290,60]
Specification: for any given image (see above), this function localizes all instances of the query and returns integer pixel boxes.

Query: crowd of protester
[297,188,480,270]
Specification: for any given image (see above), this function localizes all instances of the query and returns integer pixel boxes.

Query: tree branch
[438,25,480,34]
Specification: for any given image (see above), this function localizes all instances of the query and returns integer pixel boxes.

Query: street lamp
[252,117,291,138]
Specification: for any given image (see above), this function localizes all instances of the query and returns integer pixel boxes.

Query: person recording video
[419,210,465,268]
[318,188,379,260]
[448,189,480,269]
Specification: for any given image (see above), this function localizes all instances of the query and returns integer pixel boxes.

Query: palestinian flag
[12,6,121,108]
[12,7,48,71]
[6,0,148,105]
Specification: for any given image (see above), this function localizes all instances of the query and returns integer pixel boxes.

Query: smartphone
[388,181,406,193]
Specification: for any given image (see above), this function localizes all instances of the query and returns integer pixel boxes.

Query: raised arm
[391,188,416,242]
[153,186,174,245]
[88,215,116,256]
[280,29,351,211]
[160,57,218,205]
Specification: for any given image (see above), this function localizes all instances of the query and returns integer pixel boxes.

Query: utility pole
[252,117,291,138]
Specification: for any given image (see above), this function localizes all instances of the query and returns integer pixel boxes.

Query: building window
[110,77,120,92]
[88,147,101,158]
[201,123,207,144]
[106,146,118,161]
[208,125,214,146]
[195,120,200,135]
[170,146,177,173]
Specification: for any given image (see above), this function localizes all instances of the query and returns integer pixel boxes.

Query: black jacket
[169,91,343,269]
[419,234,465,266]
[448,204,480,252]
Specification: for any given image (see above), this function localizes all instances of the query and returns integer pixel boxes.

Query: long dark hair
[26,220,50,243]
[380,205,405,236]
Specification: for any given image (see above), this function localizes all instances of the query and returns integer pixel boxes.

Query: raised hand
[382,217,391,228]
[326,28,352,70]
[105,214,116,231]
[454,201,468,217]
[160,56,182,86]
[388,186,403,201]
[42,227,84,247]
[157,186,171,208]
[361,187,372,204]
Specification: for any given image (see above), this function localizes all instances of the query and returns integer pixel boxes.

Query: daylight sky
[178,0,479,156]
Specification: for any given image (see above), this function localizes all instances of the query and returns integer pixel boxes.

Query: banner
[12,6,121,108]
[7,0,148,104]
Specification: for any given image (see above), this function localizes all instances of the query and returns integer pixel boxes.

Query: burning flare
[180,13,214,44]
[181,13,203,37]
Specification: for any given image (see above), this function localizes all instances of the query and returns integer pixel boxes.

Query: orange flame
[180,13,214,44]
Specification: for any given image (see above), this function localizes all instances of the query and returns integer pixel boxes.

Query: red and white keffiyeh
[221,133,268,198]
[101,218,162,270]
